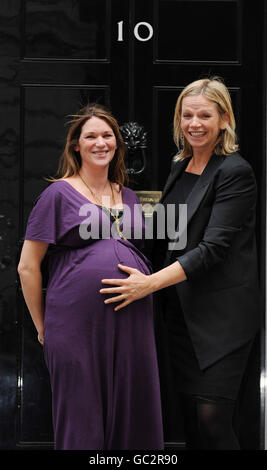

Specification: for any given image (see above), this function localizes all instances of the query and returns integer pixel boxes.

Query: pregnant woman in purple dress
[18,104,163,450]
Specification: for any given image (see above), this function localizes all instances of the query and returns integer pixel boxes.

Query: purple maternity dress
[25,180,163,450]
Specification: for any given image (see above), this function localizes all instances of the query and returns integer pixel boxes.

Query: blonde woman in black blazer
[100,78,260,449]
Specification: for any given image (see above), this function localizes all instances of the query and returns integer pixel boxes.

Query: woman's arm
[101,161,257,311]
[18,240,49,344]
[100,260,187,311]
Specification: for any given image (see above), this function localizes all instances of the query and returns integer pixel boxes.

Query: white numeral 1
[117,21,123,41]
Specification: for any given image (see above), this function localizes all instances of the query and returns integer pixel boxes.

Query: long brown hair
[173,77,239,161]
[48,103,127,188]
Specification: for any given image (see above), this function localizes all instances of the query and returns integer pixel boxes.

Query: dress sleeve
[25,184,62,244]
[176,163,257,279]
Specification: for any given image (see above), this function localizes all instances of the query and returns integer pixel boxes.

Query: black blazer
[157,152,260,370]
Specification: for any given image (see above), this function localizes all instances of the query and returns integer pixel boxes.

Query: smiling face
[181,94,228,155]
[75,116,117,171]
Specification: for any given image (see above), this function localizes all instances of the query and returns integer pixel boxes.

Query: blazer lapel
[185,153,225,225]
[161,157,191,201]
[172,153,226,248]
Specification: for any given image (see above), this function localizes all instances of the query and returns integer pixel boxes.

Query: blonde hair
[173,77,238,161]
[47,103,127,188]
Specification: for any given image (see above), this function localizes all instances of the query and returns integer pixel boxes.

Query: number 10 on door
[117,21,154,42]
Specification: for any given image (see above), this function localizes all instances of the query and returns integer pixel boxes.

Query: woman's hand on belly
[100,260,186,310]
[100,264,152,311]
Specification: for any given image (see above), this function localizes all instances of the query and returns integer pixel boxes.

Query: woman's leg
[196,396,240,450]
[180,394,240,450]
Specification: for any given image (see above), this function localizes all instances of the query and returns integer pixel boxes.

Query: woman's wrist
[148,272,162,294]
[149,261,186,293]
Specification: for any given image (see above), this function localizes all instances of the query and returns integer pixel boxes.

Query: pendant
[114,214,127,240]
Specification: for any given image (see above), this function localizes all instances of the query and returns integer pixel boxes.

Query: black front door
[0,0,264,449]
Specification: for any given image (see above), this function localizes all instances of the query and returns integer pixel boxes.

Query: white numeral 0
[117,20,153,42]
[134,22,153,41]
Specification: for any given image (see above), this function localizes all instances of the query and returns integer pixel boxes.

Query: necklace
[78,173,127,240]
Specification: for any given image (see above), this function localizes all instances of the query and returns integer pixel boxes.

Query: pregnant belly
[43,238,152,341]
[46,238,150,303]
